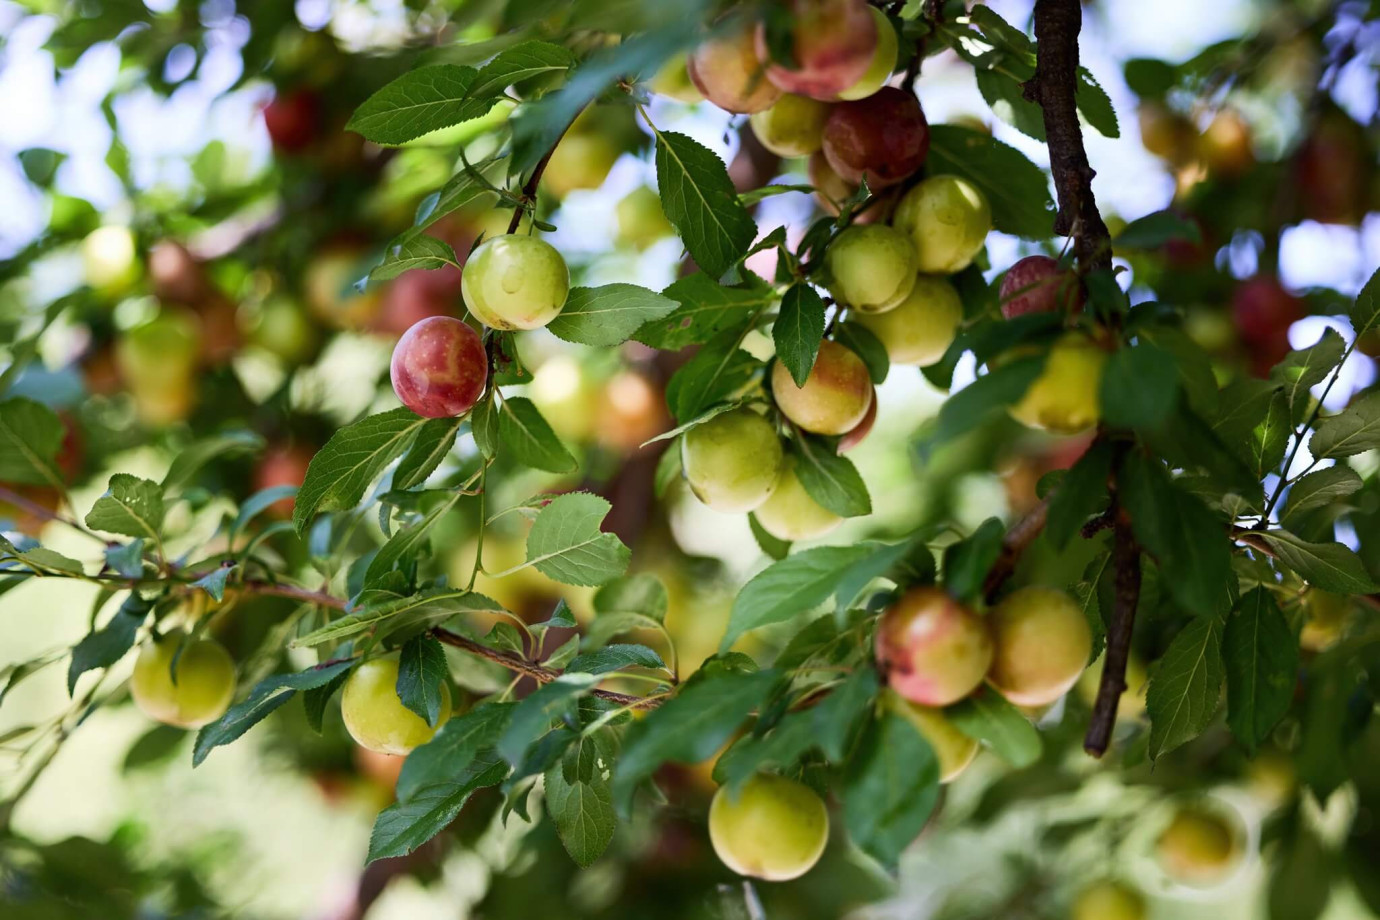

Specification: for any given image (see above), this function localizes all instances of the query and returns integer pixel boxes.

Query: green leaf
[365,491,462,586]
[748,513,791,560]
[161,430,264,491]
[0,397,64,487]
[946,690,1042,768]
[1075,66,1119,138]
[833,322,889,385]
[654,130,757,279]
[293,408,429,535]
[612,662,778,813]
[664,327,761,423]
[1120,452,1232,618]
[636,274,775,351]
[1045,439,1113,549]
[1259,530,1380,593]
[925,124,1055,240]
[935,355,1043,442]
[526,492,631,587]
[397,635,450,727]
[85,474,164,540]
[942,518,1005,604]
[1271,328,1346,411]
[348,65,482,145]
[566,644,665,676]
[498,396,577,473]
[368,758,509,861]
[842,711,940,868]
[369,236,458,282]
[191,565,232,602]
[393,418,461,491]
[547,284,679,347]
[1,539,83,575]
[293,589,506,647]
[193,660,357,765]
[1146,615,1224,759]
[1223,588,1298,752]
[104,540,145,579]
[398,702,513,800]
[471,394,499,460]
[594,573,668,624]
[1113,210,1202,250]
[773,284,826,387]
[975,69,1045,141]
[1348,264,1380,338]
[545,731,618,867]
[67,594,151,693]
[1283,466,1363,523]
[496,674,600,767]
[1099,342,1178,430]
[584,612,664,650]
[301,670,351,733]
[1310,389,1380,459]
[791,436,871,518]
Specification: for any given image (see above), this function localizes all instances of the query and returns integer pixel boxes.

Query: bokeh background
[1,0,1378,918]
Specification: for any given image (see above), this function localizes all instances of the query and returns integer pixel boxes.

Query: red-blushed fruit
[836,389,876,453]
[876,585,993,706]
[986,586,1091,707]
[253,444,315,516]
[756,0,877,101]
[148,240,207,304]
[821,87,929,189]
[1137,101,1196,164]
[772,340,873,435]
[688,25,782,115]
[1232,276,1303,376]
[390,316,487,418]
[263,89,321,153]
[837,6,897,100]
[999,255,1084,318]
[708,774,829,881]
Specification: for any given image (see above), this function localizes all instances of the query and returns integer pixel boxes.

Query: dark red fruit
[1234,276,1303,377]
[390,316,487,418]
[1295,108,1371,226]
[263,90,321,153]
[821,87,929,189]
[756,0,877,100]
[999,256,1084,319]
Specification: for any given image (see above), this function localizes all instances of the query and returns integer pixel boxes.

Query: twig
[1084,492,1140,757]
[983,498,1050,601]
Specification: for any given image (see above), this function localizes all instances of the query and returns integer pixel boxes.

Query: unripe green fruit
[892,174,992,274]
[1072,881,1146,920]
[341,654,453,756]
[1009,332,1108,434]
[888,691,978,782]
[837,6,898,101]
[987,586,1091,707]
[542,132,619,198]
[753,459,841,541]
[826,225,917,313]
[649,53,703,103]
[246,297,319,364]
[82,225,141,295]
[1077,652,1148,720]
[615,186,675,249]
[708,774,829,881]
[749,94,832,158]
[130,635,236,729]
[681,408,784,513]
[1156,806,1239,887]
[849,274,961,366]
[461,234,570,331]
[771,340,873,435]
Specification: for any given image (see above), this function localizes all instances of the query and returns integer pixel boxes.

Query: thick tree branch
[1023,0,1112,272]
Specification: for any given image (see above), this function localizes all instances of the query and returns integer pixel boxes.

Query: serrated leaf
[942,518,1005,604]
[85,474,164,540]
[976,69,1046,141]
[773,284,826,387]
[833,322,889,384]
[67,594,151,693]
[526,493,630,587]
[1348,264,1380,338]
[545,731,617,867]
[365,491,462,586]
[348,65,481,144]
[293,589,506,647]
[1075,66,1119,138]
[397,635,450,727]
[1310,389,1380,459]
[1045,439,1113,550]
[2,541,83,575]
[636,274,775,351]
[791,435,870,518]
[368,757,509,861]
[497,396,577,473]
[654,130,757,279]
[548,284,679,347]
[925,124,1055,240]
[1099,342,1178,430]
[1223,588,1298,751]
[1271,328,1346,410]
[0,397,64,487]
[1283,466,1363,522]
[544,635,580,669]
[1113,210,1202,250]
[1146,615,1224,759]
[293,408,429,535]
[497,673,600,767]
[393,418,461,491]
[193,660,357,765]
[191,565,233,602]
[1259,530,1380,593]
[946,690,1042,767]
[842,710,940,868]
[664,327,761,423]
[566,644,665,676]
[935,355,1044,442]
[369,236,458,282]
[301,669,351,733]
[399,702,513,800]
[471,394,498,460]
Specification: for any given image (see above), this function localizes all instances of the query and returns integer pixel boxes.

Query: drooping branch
[1023,0,1112,272]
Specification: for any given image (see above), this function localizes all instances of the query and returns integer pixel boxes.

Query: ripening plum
[681,407,784,513]
[808,153,889,222]
[1300,590,1350,651]
[253,444,314,516]
[1233,276,1303,347]
[836,390,876,453]
[986,586,1092,707]
[130,634,236,729]
[688,25,782,114]
[892,174,991,274]
[147,240,207,305]
[756,0,878,101]
[615,186,675,249]
[649,53,703,103]
[821,87,929,189]
[1071,881,1146,920]
[542,131,620,198]
[596,369,668,451]
[826,224,917,313]
[771,340,873,435]
[1076,652,1148,720]
[753,459,842,541]
[1295,107,1371,226]
[341,654,453,756]
[749,94,832,158]
[708,774,829,881]
[849,274,962,366]
[837,6,897,100]
[461,234,569,331]
[82,225,141,295]
[999,255,1084,318]
[390,316,487,418]
[1009,332,1108,435]
[1156,806,1240,887]
[876,586,993,707]
[263,88,321,153]
[1198,109,1254,178]
[888,691,979,783]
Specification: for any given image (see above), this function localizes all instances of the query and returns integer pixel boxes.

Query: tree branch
[1023,0,1112,272]
[983,498,1050,602]
[1084,481,1140,757]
